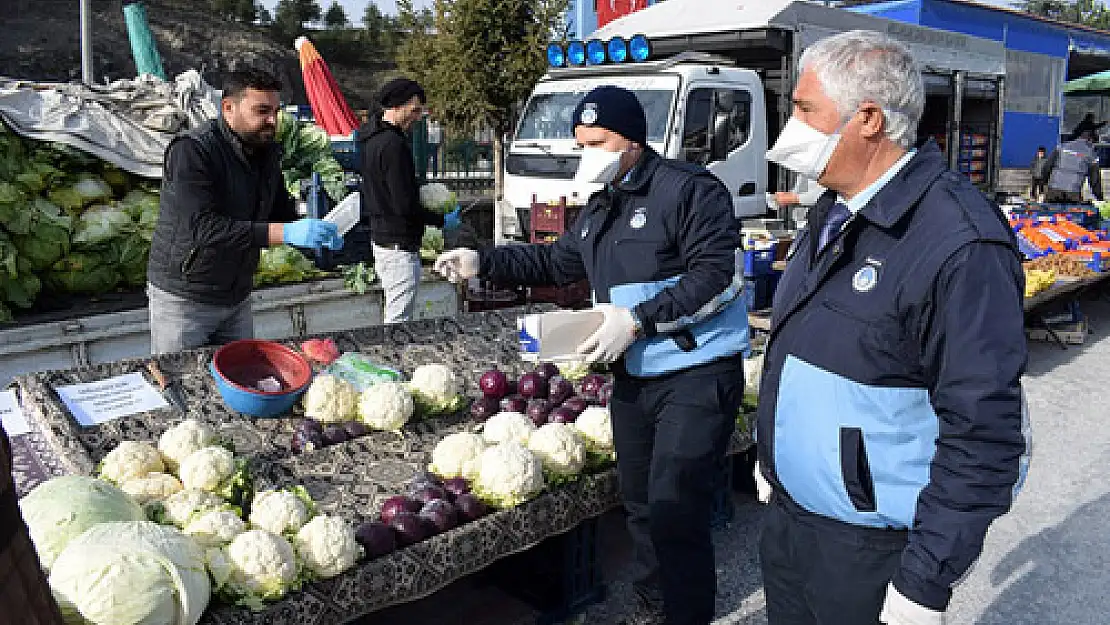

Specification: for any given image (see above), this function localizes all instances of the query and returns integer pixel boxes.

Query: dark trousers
[760,495,908,625]
[1030,179,1047,199]
[611,357,742,625]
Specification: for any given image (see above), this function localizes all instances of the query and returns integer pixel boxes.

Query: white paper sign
[55,373,169,427]
[0,389,29,437]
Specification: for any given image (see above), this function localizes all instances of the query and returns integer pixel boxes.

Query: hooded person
[357,77,461,323]
[435,85,750,625]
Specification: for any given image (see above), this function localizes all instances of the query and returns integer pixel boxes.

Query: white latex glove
[433,248,479,283]
[576,304,637,364]
[879,583,945,625]
[754,460,772,504]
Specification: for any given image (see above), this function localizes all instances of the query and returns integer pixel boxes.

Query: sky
[261,0,434,25]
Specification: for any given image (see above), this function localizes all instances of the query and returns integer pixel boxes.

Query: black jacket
[147,119,298,305]
[480,149,742,340]
[357,116,444,252]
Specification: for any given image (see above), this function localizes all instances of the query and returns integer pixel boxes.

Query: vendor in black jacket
[435,86,750,625]
[357,78,460,323]
[146,69,343,354]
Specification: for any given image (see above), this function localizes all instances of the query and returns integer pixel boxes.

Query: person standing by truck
[357,77,460,324]
[1045,130,1103,203]
[435,86,749,625]
[1029,145,1049,202]
[755,30,1028,625]
[146,69,343,354]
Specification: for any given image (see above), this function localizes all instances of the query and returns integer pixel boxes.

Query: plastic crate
[487,516,606,625]
[529,280,592,308]
[744,247,777,277]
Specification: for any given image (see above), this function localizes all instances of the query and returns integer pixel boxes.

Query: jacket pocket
[839,427,877,512]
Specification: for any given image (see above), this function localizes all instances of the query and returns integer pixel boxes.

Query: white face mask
[575,147,626,185]
[766,116,844,180]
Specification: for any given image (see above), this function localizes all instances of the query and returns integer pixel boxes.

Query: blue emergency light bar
[546,34,651,68]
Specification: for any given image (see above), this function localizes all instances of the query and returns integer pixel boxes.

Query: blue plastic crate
[744,248,776,277]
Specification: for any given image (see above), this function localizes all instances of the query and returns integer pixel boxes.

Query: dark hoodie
[357,115,445,252]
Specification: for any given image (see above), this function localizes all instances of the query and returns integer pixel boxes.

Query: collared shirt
[838,148,918,215]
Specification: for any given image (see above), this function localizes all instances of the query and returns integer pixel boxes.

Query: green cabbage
[73,203,133,247]
[276,110,346,202]
[254,245,323,287]
[45,251,121,294]
[19,475,147,572]
[49,176,113,213]
[12,198,73,271]
[109,233,151,288]
[49,521,211,625]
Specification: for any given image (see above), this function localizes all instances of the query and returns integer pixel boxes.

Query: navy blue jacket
[480,149,749,376]
[757,142,1029,611]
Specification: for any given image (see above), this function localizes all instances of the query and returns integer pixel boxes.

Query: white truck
[498,0,1008,242]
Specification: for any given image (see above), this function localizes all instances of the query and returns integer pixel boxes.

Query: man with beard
[146,69,343,353]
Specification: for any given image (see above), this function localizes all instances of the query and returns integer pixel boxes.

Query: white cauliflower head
[293,515,362,579]
[205,546,232,590]
[224,529,299,603]
[419,182,455,211]
[481,411,536,446]
[249,488,313,536]
[157,419,217,472]
[120,472,183,504]
[528,423,587,475]
[474,442,545,508]
[178,446,236,492]
[99,440,165,485]
[429,432,486,479]
[185,509,247,547]
[302,374,359,423]
[574,407,614,450]
[358,381,414,431]
[408,364,461,413]
[161,489,225,527]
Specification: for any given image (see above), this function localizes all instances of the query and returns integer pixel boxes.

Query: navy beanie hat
[572,85,647,145]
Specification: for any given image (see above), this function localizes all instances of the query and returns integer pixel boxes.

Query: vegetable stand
[12,307,753,624]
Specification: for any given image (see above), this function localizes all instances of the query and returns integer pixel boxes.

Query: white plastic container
[518,310,605,363]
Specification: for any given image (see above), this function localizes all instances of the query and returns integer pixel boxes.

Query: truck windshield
[516,90,674,142]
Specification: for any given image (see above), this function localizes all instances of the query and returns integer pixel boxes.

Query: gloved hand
[577,304,638,364]
[284,218,343,250]
[753,460,772,504]
[434,248,479,283]
[443,206,462,231]
[879,583,945,625]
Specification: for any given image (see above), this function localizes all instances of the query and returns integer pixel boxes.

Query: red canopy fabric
[295,36,359,136]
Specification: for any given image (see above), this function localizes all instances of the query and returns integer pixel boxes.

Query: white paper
[0,389,30,437]
[55,373,169,427]
[323,193,361,236]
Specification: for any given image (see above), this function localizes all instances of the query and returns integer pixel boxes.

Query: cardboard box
[518,310,605,362]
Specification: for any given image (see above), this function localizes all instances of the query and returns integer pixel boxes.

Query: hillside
[0,0,392,111]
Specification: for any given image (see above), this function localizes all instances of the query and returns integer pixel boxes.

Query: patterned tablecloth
[12,307,752,625]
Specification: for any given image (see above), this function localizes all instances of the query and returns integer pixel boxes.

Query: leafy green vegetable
[73,203,134,247]
[44,251,121,294]
[254,245,324,286]
[12,198,73,271]
[341,262,376,294]
[275,110,347,203]
[420,226,444,262]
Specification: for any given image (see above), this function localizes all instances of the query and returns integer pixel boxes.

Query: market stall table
[1023,273,1110,348]
[11,307,752,625]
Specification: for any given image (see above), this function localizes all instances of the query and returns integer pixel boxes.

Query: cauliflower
[429,432,486,479]
[159,489,225,527]
[119,472,183,504]
[474,441,545,508]
[574,407,614,451]
[528,423,587,476]
[249,487,314,536]
[223,529,299,608]
[205,546,232,590]
[302,374,359,423]
[419,182,457,213]
[178,446,235,492]
[293,515,363,579]
[157,419,217,472]
[481,411,536,446]
[358,381,414,431]
[185,508,247,547]
[98,440,165,485]
[408,364,463,414]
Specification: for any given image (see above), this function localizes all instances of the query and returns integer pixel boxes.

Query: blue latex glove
[444,206,462,231]
[283,218,343,250]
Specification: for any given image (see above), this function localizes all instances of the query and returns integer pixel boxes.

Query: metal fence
[411,118,496,196]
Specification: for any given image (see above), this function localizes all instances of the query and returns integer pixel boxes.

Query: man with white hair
[755,30,1029,625]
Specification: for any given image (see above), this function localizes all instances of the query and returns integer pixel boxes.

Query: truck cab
[500,55,768,242]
